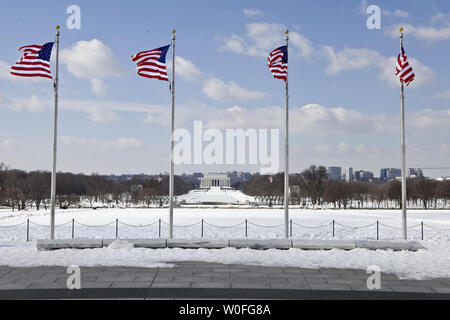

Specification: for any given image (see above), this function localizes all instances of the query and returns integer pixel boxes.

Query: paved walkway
[0,262,449,299]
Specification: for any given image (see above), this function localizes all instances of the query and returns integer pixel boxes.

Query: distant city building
[380,168,402,181]
[343,167,354,182]
[192,173,204,180]
[408,168,424,179]
[355,170,374,182]
[380,169,388,181]
[327,167,342,181]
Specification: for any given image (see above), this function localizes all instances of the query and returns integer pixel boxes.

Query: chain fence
[0,218,449,242]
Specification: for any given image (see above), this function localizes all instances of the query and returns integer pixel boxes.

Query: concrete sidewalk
[0,262,449,299]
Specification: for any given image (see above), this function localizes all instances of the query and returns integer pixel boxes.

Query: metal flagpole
[50,25,60,240]
[169,29,176,240]
[284,30,290,239]
[400,27,407,240]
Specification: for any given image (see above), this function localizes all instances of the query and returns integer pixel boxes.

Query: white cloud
[203,104,396,136]
[0,139,21,149]
[202,78,265,103]
[202,104,450,137]
[309,142,386,158]
[2,89,450,137]
[175,56,265,103]
[85,105,119,123]
[382,9,410,18]
[433,90,450,99]
[115,138,143,148]
[61,136,143,149]
[409,109,450,131]
[323,46,381,75]
[0,61,11,79]
[431,12,450,25]
[89,78,109,97]
[0,93,49,112]
[175,56,206,83]
[313,144,331,153]
[243,9,263,17]
[357,1,409,18]
[61,39,123,96]
[385,23,450,42]
[0,92,169,123]
[323,46,435,88]
[218,23,315,59]
[355,0,368,15]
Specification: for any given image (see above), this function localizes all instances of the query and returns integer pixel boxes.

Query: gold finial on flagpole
[399,27,404,32]
[285,30,289,35]
[172,29,176,34]
[56,25,60,30]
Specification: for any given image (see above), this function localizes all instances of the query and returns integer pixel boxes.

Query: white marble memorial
[177,174,255,205]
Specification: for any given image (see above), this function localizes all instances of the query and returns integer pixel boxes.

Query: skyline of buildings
[107,166,433,186]
[329,166,425,182]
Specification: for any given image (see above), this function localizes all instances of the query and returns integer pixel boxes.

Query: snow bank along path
[0,208,449,242]
[0,208,449,280]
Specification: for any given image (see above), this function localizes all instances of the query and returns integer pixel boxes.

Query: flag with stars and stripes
[396,45,415,86]
[268,46,288,82]
[132,45,170,81]
[10,43,54,79]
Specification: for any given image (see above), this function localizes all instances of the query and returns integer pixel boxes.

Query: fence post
[332,220,335,238]
[201,219,204,238]
[290,219,293,238]
[245,219,248,238]
[377,221,379,240]
[115,218,119,239]
[159,219,161,238]
[72,219,75,239]
[421,221,424,241]
[26,219,29,242]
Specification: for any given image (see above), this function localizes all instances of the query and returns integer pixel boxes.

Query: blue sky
[0,0,450,177]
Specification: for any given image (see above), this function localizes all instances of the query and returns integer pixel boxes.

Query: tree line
[241,166,450,209]
[1,163,449,211]
[0,162,193,211]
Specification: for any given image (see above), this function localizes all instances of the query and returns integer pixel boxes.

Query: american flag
[132,45,170,81]
[268,46,288,82]
[396,45,415,86]
[10,43,54,79]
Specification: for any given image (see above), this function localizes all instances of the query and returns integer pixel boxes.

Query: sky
[0,0,450,178]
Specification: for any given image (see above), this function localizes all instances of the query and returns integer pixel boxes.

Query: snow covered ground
[0,208,449,280]
[1,207,449,242]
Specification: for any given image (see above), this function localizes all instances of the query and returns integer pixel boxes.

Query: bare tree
[142,187,157,207]
[412,179,438,209]
[0,162,9,206]
[353,182,370,209]
[439,181,450,208]
[299,166,328,205]
[369,183,387,208]
[27,171,50,210]
[6,170,32,211]
[387,180,401,208]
